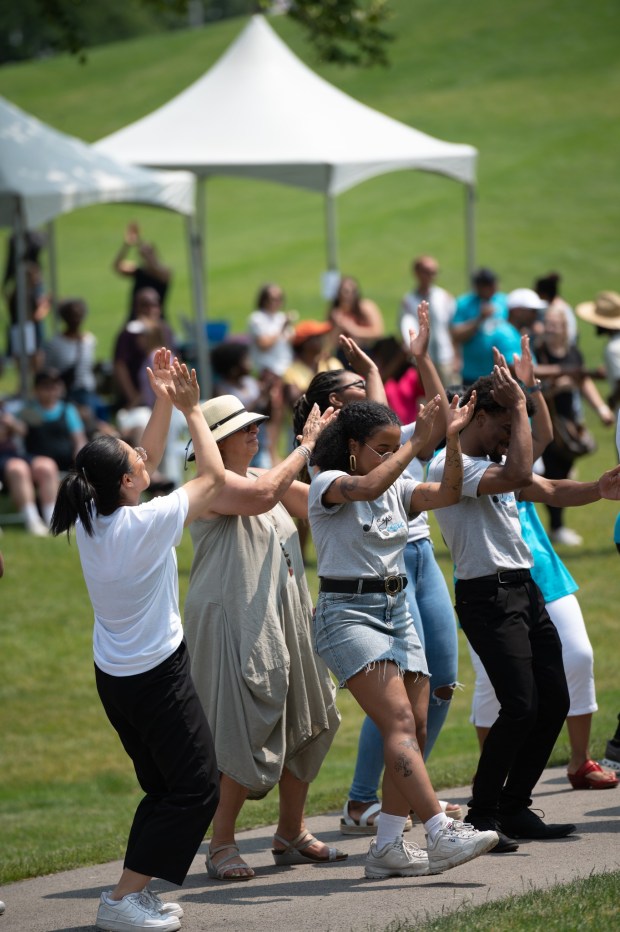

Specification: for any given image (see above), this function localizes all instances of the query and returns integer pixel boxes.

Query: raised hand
[446,390,477,437]
[146,347,174,401]
[412,394,440,448]
[513,334,535,387]
[338,335,375,376]
[490,361,526,408]
[298,404,337,447]
[409,301,430,358]
[169,358,199,412]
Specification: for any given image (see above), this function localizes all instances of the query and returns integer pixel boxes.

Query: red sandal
[567,759,619,790]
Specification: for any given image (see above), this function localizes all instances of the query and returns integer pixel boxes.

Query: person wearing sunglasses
[183,394,342,882]
[51,349,225,932]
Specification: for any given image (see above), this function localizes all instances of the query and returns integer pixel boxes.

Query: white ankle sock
[376,812,408,850]
[22,503,41,527]
[41,502,54,526]
[424,811,450,843]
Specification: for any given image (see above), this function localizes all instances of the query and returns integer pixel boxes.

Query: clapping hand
[512,335,536,387]
[412,394,440,448]
[598,464,620,500]
[445,390,477,437]
[298,404,337,448]
[490,358,526,408]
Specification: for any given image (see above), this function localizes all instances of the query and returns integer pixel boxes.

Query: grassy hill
[0,0,618,366]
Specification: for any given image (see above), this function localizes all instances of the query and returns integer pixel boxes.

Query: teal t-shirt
[517,498,578,602]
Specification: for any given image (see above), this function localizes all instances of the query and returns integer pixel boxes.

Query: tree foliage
[0,0,393,67]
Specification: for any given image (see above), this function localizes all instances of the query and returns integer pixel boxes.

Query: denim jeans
[348,537,458,802]
[456,572,569,815]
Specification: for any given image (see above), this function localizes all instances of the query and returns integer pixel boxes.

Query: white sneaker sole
[365,859,429,879]
[96,915,181,932]
[427,832,498,875]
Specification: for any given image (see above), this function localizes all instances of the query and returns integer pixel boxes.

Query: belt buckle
[497,570,511,584]
[384,575,402,594]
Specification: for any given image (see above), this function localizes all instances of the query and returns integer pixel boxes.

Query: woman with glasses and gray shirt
[51,349,225,932]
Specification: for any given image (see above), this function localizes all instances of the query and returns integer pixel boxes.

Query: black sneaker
[499,808,576,840]
[465,811,519,853]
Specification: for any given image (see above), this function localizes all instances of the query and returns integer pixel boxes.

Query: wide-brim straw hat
[201,394,268,443]
[575,291,620,330]
[187,394,268,461]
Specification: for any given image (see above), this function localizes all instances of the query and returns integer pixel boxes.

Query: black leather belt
[320,575,408,595]
[475,569,531,585]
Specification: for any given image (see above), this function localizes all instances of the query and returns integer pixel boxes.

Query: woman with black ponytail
[51,349,225,932]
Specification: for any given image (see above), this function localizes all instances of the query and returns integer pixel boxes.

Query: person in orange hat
[576,291,620,412]
[283,319,342,410]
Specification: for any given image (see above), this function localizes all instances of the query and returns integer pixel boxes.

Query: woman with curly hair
[307,395,498,880]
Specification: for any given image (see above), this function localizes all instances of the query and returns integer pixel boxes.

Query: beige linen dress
[184,496,340,799]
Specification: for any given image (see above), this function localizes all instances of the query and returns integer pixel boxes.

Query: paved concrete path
[2,767,619,931]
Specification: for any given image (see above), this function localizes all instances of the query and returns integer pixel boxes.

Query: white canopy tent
[97,14,478,305]
[0,95,202,396]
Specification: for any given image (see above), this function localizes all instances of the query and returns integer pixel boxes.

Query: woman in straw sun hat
[576,291,620,411]
[183,394,345,881]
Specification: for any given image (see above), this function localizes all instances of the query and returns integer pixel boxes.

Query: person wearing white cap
[183,395,344,881]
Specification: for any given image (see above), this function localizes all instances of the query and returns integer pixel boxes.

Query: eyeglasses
[240,423,258,433]
[134,446,148,463]
[337,379,366,392]
[363,442,394,462]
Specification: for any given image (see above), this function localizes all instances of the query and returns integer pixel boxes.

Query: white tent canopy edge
[0,95,207,397]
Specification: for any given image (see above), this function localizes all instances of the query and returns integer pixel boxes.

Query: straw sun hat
[575,291,620,330]
[186,395,268,461]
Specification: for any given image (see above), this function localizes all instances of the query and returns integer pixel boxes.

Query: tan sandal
[272,830,348,866]
[206,844,255,881]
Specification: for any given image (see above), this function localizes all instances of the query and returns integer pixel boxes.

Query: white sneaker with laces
[550,527,583,546]
[426,820,498,875]
[142,888,184,919]
[96,891,181,931]
[365,836,429,879]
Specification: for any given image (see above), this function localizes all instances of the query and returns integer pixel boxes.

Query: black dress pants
[95,640,219,885]
[455,573,569,816]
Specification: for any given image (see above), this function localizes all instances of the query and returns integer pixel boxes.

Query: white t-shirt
[427,449,532,579]
[400,422,431,543]
[399,285,456,366]
[605,333,620,386]
[309,469,418,579]
[77,488,189,676]
[248,309,293,376]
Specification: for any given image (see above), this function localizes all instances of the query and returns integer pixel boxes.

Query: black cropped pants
[95,640,219,885]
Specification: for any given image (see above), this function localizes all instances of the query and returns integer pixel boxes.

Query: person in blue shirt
[451,267,509,385]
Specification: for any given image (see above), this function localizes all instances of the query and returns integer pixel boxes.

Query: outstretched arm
[522,464,620,505]
[338,335,387,405]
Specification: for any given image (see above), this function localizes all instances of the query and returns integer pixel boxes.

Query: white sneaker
[142,888,184,919]
[364,836,429,879]
[411,800,463,824]
[426,820,498,875]
[550,527,583,547]
[96,891,181,931]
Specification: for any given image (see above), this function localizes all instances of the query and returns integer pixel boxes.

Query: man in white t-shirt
[398,255,457,386]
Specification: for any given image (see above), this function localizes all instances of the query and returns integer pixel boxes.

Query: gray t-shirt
[427,449,533,580]
[309,470,418,579]
[401,422,431,543]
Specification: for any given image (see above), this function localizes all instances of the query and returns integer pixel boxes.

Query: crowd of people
[2,228,620,931]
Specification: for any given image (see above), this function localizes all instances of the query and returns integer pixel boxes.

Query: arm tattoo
[340,476,359,502]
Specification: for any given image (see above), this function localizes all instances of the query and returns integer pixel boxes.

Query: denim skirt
[314,589,429,688]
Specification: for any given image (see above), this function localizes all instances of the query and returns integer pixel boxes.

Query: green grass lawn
[0,0,619,916]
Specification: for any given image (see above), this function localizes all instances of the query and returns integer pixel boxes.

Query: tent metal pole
[46,220,59,335]
[14,208,30,398]
[186,208,212,399]
[465,184,476,284]
[324,191,339,272]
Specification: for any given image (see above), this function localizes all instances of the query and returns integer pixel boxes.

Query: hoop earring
[349,453,357,472]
